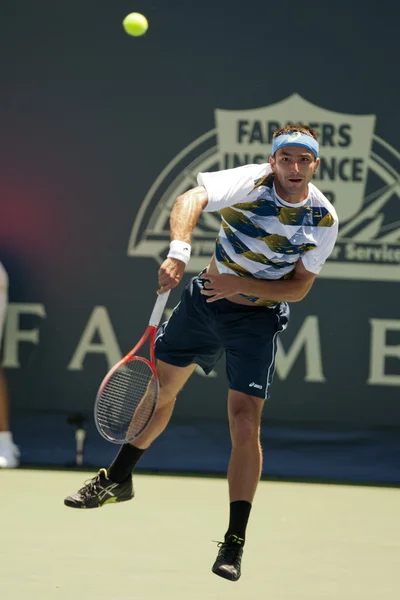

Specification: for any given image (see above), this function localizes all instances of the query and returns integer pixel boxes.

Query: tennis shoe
[0,439,20,468]
[64,468,134,508]
[212,534,244,582]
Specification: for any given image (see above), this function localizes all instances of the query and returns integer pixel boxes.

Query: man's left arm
[201,259,316,303]
[201,218,338,303]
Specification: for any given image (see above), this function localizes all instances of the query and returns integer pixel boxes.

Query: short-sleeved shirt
[197,163,338,306]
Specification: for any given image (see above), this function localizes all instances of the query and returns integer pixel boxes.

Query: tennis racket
[94,291,170,444]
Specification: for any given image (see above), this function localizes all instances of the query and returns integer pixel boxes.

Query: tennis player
[65,124,338,582]
[0,262,20,468]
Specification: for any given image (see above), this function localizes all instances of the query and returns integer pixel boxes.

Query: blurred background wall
[1,0,399,482]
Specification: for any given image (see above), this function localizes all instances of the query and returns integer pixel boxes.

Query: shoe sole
[64,495,133,509]
[212,566,241,582]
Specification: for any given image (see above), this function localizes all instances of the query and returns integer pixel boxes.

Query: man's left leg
[212,389,264,582]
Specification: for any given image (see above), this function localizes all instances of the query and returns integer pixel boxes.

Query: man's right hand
[157,257,186,294]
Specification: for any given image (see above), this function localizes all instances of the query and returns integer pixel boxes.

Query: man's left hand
[200,273,241,302]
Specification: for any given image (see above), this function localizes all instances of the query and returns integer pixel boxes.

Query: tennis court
[1,469,398,600]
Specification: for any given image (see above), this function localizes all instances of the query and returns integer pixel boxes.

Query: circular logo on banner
[127,94,400,282]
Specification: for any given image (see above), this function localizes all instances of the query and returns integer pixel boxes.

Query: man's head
[269,124,320,201]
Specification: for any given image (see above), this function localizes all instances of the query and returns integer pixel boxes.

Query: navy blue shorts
[154,273,290,399]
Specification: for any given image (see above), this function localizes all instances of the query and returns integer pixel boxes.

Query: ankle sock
[107,444,145,483]
[225,500,252,542]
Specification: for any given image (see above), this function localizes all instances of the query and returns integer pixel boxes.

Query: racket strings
[96,359,157,442]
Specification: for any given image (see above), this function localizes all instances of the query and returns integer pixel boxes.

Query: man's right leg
[106,360,197,481]
[131,360,198,450]
[64,361,197,508]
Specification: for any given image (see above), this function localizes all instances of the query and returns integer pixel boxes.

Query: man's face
[269,146,320,198]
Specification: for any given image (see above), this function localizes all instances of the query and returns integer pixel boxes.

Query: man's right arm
[169,186,209,243]
[157,186,209,293]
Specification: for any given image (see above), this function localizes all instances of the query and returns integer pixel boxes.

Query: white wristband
[167,240,191,265]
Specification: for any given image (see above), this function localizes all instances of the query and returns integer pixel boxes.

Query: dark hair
[272,124,318,142]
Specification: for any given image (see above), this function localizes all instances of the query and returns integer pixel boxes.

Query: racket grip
[149,291,170,326]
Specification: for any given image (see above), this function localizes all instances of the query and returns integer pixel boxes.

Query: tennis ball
[122,13,148,37]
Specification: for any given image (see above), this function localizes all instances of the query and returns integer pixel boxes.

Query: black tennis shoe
[212,534,244,582]
[64,468,134,509]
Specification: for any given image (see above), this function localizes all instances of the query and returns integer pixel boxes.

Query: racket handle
[149,291,170,326]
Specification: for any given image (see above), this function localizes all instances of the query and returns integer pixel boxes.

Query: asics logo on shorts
[249,382,262,389]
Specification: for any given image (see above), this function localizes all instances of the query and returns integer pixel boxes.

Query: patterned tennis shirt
[197,163,339,306]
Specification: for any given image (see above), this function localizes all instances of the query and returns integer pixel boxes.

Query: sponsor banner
[128,94,400,281]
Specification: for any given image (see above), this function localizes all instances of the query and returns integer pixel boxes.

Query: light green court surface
[0,470,399,600]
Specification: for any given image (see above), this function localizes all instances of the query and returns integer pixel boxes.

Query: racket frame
[94,291,170,444]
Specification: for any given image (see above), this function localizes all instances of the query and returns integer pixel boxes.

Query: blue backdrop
[1,0,399,483]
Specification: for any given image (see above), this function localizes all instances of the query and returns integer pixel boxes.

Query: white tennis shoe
[0,433,20,468]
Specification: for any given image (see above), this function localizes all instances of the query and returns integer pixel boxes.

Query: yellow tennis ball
[122,13,148,37]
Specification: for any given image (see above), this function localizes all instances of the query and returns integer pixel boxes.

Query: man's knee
[156,360,196,402]
[228,391,263,446]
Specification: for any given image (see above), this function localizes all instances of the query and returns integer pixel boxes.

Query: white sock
[0,431,13,443]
